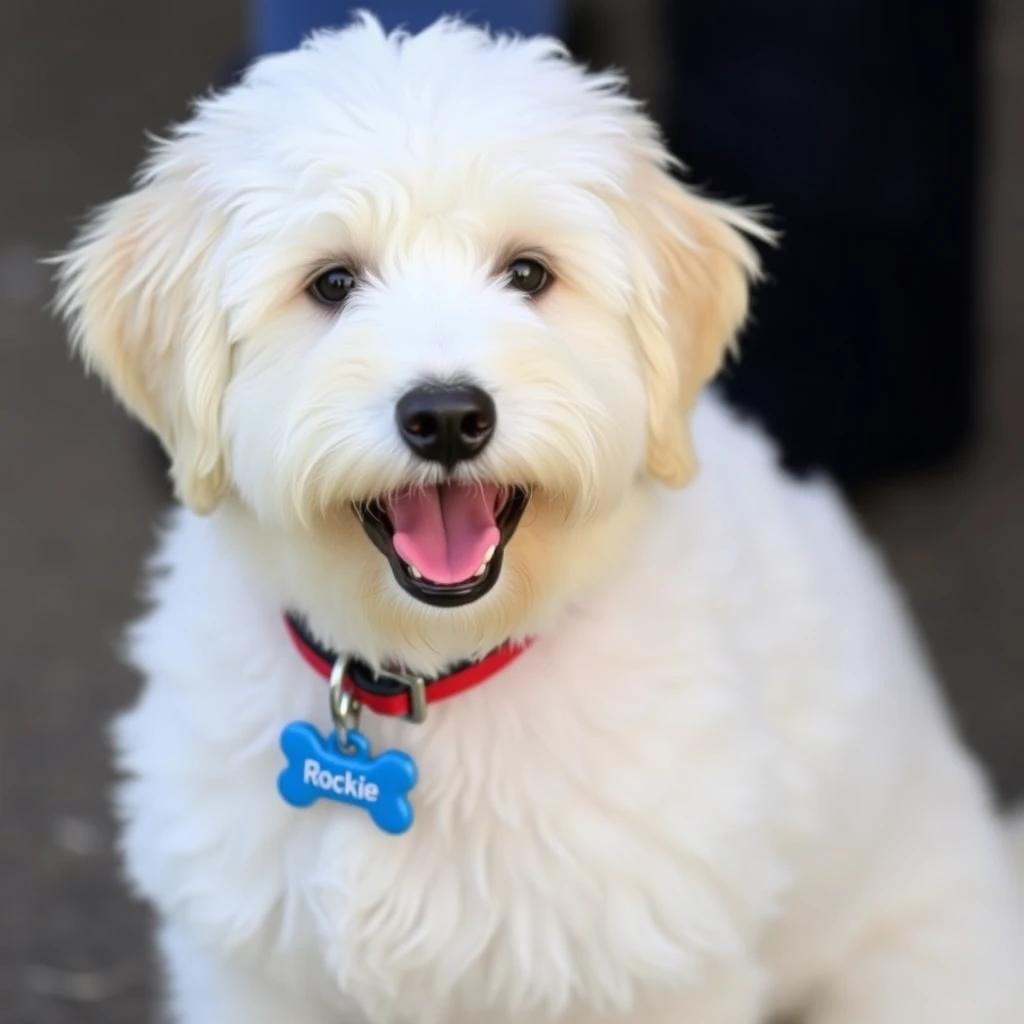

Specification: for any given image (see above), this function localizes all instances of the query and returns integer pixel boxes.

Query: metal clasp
[393,670,428,724]
[329,656,362,750]
[330,656,429,734]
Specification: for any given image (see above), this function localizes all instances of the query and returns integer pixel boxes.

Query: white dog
[57,16,1024,1024]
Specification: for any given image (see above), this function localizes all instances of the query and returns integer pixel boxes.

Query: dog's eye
[505,258,550,296]
[309,267,358,307]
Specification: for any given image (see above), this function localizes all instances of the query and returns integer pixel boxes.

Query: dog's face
[58,18,764,648]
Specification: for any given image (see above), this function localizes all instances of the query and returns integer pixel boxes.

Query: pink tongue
[387,483,501,585]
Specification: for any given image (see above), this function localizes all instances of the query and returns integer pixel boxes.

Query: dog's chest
[119,516,808,1021]
[150,649,791,1022]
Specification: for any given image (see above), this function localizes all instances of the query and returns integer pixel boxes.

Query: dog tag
[277,722,418,835]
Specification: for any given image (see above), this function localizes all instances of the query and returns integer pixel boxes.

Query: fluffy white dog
[57,15,1024,1024]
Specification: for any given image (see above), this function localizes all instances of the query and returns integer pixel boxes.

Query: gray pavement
[0,2,1021,1022]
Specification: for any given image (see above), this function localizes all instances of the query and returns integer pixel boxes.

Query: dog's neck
[284,610,534,721]
[208,483,655,678]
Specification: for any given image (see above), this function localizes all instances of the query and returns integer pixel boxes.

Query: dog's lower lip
[355,487,529,608]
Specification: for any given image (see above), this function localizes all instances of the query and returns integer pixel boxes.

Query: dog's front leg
[157,921,343,1024]
[627,957,765,1024]
[802,853,1024,1023]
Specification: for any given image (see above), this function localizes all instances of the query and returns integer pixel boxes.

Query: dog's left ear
[54,168,231,513]
[621,157,770,487]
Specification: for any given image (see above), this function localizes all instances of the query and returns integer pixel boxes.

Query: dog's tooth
[407,565,423,579]
[473,562,488,578]
[483,544,497,563]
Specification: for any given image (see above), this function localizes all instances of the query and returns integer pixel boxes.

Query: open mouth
[355,484,529,607]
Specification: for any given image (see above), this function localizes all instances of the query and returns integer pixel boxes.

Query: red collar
[285,613,532,722]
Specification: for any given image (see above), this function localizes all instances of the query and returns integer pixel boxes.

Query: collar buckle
[392,671,428,724]
[340,656,429,725]
[366,664,429,723]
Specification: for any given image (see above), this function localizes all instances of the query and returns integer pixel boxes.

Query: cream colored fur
[57,16,1024,1024]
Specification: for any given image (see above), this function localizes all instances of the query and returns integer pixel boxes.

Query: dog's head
[57,16,766,651]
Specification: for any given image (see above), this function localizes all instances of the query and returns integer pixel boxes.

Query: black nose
[396,383,496,468]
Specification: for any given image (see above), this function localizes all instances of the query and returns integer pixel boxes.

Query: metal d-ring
[329,656,362,750]
[396,671,428,724]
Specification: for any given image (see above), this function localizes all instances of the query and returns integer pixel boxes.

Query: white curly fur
[58,16,1024,1024]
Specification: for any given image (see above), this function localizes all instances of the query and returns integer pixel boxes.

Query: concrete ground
[0,1,1021,1021]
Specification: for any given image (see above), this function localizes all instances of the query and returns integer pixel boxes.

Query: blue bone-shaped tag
[278,722,418,835]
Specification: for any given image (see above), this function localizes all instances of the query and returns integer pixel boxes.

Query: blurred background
[1,0,1021,1020]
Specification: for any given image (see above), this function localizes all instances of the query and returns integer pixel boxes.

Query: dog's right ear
[55,168,231,513]
[616,152,772,489]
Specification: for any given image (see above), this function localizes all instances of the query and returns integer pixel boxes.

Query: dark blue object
[663,0,980,482]
[249,0,562,55]
[278,722,418,834]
